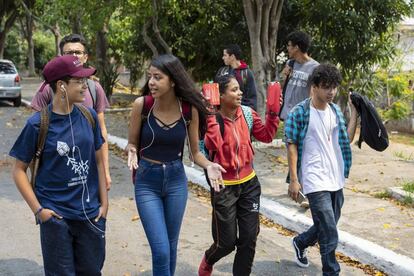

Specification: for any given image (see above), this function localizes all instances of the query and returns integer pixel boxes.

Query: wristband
[34,206,43,225]
[34,206,43,216]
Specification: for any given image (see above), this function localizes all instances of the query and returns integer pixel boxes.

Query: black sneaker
[292,237,309,267]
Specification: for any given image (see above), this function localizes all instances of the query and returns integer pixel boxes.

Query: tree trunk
[52,23,61,55]
[242,0,284,112]
[0,32,6,59]
[25,13,36,76]
[71,14,82,35]
[0,9,19,59]
[27,31,35,76]
[96,26,108,74]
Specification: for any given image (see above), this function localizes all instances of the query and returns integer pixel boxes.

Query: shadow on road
[0,258,43,276]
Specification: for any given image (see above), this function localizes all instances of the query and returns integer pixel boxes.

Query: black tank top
[140,113,186,162]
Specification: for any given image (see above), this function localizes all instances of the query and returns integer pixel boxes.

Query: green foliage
[33,31,55,72]
[112,0,248,83]
[402,181,414,193]
[3,28,27,69]
[373,190,393,199]
[99,62,120,100]
[279,0,413,118]
[280,0,411,73]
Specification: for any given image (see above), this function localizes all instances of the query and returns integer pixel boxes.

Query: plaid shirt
[284,98,352,182]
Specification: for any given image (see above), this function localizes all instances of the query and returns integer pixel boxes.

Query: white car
[0,59,21,107]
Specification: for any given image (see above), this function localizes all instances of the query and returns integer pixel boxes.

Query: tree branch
[142,20,158,57]
[151,0,171,54]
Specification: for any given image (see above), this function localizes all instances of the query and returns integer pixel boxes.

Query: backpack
[350,92,389,152]
[29,104,96,188]
[279,59,295,118]
[131,95,192,183]
[215,66,248,90]
[49,79,97,109]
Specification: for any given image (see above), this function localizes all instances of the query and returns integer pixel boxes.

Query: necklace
[311,99,332,141]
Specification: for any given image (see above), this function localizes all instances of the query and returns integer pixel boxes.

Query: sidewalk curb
[21,99,31,107]
[388,186,414,202]
[107,134,414,275]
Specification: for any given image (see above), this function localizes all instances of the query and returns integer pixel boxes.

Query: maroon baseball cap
[42,55,96,83]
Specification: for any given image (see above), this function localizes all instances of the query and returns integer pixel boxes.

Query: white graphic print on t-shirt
[57,141,89,186]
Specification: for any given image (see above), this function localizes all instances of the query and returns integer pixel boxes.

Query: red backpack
[131,95,192,183]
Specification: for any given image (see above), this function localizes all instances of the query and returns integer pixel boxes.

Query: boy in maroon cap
[31,34,112,191]
[10,55,108,276]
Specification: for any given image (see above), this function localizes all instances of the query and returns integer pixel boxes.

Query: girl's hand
[126,144,138,170]
[207,163,226,192]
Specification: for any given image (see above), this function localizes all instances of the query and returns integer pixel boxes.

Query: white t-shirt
[300,105,345,195]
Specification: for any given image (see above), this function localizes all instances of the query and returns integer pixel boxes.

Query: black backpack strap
[208,113,225,161]
[280,59,295,116]
[215,113,225,137]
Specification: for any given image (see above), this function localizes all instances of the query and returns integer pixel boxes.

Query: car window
[0,62,17,74]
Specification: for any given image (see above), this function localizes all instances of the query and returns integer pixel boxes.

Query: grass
[402,181,414,193]
[373,190,393,199]
[402,196,414,205]
[389,132,414,146]
[393,151,414,161]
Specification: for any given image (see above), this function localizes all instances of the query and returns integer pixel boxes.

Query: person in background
[31,33,112,190]
[216,44,258,110]
[280,30,320,208]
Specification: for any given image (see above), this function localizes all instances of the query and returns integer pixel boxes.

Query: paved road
[0,105,368,274]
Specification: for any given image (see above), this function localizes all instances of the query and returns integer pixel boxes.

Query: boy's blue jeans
[295,189,344,276]
[135,158,188,276]
[40,216,106,276]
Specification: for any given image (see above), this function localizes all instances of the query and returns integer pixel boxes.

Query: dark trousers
[295,189,344,276]
[40,217,106,276]
[204,176,261,276]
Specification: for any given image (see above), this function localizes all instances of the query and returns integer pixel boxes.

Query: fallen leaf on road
[123,273,131,276]
[383,223,391,229]
[6,122,13,127]
[405,223,412,227]
[121,242,128,248]
[375,272,385,276]
[131,215,140,221]
[377,207,385,212]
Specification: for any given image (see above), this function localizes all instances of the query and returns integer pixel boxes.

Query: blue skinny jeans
[134,158,188,276]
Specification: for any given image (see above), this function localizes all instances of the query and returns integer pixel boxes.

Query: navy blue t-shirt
[9,105,104,220]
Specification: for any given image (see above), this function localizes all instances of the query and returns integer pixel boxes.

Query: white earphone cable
[64,91,105,235]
